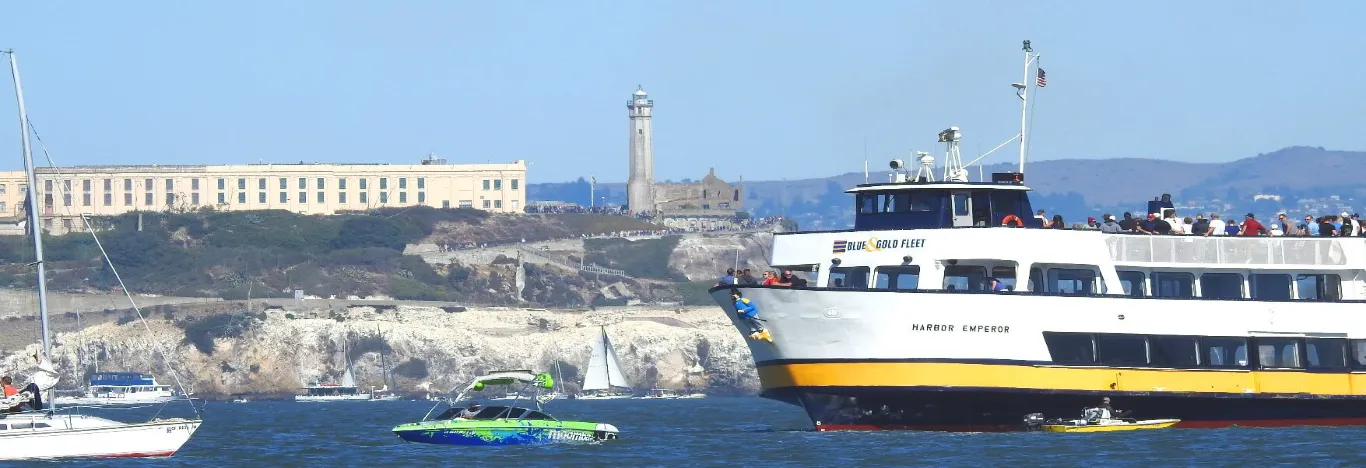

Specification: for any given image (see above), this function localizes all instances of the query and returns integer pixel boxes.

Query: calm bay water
[21,397,1366,467]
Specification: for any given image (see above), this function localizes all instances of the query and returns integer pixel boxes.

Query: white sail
[603,332,631,390]
[582,327,631,392]
[340,366,357,388]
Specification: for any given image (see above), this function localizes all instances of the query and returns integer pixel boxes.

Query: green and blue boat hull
[393,420,620,446]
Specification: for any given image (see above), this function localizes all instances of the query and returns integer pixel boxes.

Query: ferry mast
[1013,40,1041,175]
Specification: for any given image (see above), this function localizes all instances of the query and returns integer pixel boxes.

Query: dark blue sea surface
[21,397,1366,467]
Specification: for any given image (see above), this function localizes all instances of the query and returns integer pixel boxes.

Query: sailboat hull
[0,414,200,460]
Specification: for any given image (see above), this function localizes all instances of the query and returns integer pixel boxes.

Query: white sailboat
[370,327,401,401]
[578,326,632,400]
[297,342,371,402]
[0,50,202,460]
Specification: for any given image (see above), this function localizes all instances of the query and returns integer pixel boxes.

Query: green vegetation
[584,235,685,280]
[676,280,720,306]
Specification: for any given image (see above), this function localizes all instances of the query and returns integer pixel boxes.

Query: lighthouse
[626,85,654,214]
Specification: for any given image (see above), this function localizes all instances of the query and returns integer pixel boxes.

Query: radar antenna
[938,127,967,182]
[912,151,935,182]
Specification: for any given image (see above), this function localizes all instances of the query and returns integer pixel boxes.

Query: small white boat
[370,385,401,401]
[579,326,633,400]
[53,372,184,407]
[296,368,371,402]
[633,388,679,400]
[577,392,633,400]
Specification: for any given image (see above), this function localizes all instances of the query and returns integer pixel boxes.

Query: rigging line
[26,121,202,419]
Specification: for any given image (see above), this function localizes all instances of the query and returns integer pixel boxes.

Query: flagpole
[862,136,869,184]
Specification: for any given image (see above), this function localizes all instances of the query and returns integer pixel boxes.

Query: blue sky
[1,1,1362,183]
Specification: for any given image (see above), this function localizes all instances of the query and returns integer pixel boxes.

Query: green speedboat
[393,370,620,446]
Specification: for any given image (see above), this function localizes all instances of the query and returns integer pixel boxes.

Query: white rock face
[669,232,775,281]
[0,306,759,397]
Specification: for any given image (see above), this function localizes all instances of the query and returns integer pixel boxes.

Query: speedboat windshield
[435,405,555,421]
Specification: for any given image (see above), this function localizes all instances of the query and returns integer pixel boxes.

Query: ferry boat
[710,40,1366,432]
[53,372,183,407]
[296,367,371,402]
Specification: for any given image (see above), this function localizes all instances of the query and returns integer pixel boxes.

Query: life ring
[1001,214,1023,227]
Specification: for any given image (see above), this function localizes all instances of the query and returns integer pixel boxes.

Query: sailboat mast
[600,326,611,390]
[8,52,52,361]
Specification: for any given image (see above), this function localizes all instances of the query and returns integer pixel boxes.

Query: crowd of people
[1034,209,1364,237]
[715,268,809,287]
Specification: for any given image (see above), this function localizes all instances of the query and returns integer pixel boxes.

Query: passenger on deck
[761,271,779,286]
[987,277,1009,292]
[1048,215,1064,229]
[1098,214,1122,233]
[1150,214,1173,235]
[1118,212,1139,233]
[715,269,737,287]
[1207,214,1226,236]
[1240,213,1268,236]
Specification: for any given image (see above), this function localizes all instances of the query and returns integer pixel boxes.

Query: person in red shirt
[1240,213,1268,236]
[1,376,14,397]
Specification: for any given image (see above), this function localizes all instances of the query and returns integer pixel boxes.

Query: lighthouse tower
[626,85,654,214]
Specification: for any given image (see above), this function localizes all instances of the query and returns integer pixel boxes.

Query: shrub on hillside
[583,235,685,280]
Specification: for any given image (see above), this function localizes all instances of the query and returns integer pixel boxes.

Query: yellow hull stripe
[757,362,1366,396]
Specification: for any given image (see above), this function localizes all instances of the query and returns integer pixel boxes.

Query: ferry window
[952,193,969,217]
[828,266,870,289]
[881,193,910,213]
[1096,334,1148,366]
[1117,270,1146,297]
[1256,338,1302,369]
[1296,274,1341,301]
[942,265,987,291]
[1152,272,1194,298]
[1199,273,1244,299]
[1149,336,1199,367]
[1305,338,1347,370]
[858,194,876,214]
[1043,332,1095,364]
[1046,268,1098,295]
[908,191,937,212]
[1250,274,1292,301]
[874,266,920,290]
[1200,337,1248,368]
[1350,340,1366,370]
[1028,268,1043,293]
[991,266,1016,291]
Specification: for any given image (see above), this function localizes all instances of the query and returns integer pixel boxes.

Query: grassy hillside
[0,207,666,305]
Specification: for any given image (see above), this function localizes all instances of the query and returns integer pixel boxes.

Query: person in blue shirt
[715,268,736,287]
[731,290,771,342]
[987,277,1010,292]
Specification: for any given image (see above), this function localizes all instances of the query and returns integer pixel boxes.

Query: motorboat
[53,372,185,407]
[371,385,401,401]
[392,370,619,446]
[633,388,707,400]
[1023,409,1180,433]
[296,349,371,402]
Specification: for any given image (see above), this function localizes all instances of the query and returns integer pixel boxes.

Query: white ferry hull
[295,394,372,402]
[54,395,178,406]
[575,394,633,400]
[0,415,200,460]
[713,286,1366,431]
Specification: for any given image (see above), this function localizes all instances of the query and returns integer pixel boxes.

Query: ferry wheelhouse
[711,41,1366,432]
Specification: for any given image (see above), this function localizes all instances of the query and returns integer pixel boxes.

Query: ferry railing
[1104,234,1350,266]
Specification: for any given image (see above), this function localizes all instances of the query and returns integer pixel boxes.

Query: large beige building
[0,156,527,235]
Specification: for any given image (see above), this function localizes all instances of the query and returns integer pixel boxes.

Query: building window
[482,200,491,209]
[122,179,131,191]
[482,180,490,190]
[44,179,52,192]
[459,200,472,208]
[511,200,519,210]
[317,191,324,203]
[64,180,72,192]
[359,192,368,204]
[258,178,266,190]
[192,193,200,205]
[279,192,287,203]
[125,193,134,206]
[511,179,519,190]
[359,179,367,190]
[218,193,226,204]
[62,219,72,231]
[0,202,6,213]
[82,180,91,192]
[258,192,266,203]
[299,177,307,189]
[417,177,425,189]
[494,200,502,209]
[379,193,388,204]
[399,178,407,189]
[339,192,347,204]
[380,178,388,190]
[164,179,173,191]
[166,193,175,206]
[238,178,246,190]
[399,192,407,203]
[441,200,450,208]
[82,193,91,206]
[299,192,307,203]
[238,193,246,204]
[103,193,112,206]
[217,178,225,190]
[317,178,325,190]
[142,178,151,191]
[43,218,51,231]
[63,193,71,207]
[279,178,287,190]
[192,179,200,190]
[0,184,6,195]
[338,178,347,190]
[418,192,426,204]
[493,180,502,190]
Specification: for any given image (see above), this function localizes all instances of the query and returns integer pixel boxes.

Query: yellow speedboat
[1040,418,1180,433]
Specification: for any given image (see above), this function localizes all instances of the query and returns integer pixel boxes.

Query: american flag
[1036,68,1047,87]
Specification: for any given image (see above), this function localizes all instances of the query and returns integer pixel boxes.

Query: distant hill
[531,146,1366,228]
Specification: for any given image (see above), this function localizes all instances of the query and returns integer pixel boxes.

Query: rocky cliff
[0,305,758,399]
